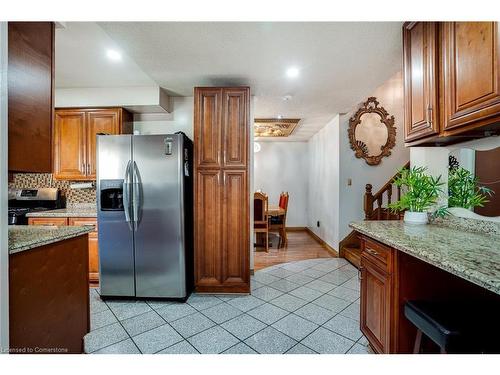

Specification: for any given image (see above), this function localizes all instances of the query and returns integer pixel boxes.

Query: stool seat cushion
[404,300,500,353]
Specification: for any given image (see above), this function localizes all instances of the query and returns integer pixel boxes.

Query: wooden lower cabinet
[360,257,392,353]
[28,216,99,285]
[359,236,396,354]
[28,217,68,226]
[68,218,99,285]
[358,233,500,353]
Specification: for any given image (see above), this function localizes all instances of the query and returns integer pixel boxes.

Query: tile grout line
[88,258,363,354]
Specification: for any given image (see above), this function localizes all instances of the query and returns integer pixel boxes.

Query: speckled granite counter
[26,205,97,218]
[349,221,500,295]
[8,226,94,255]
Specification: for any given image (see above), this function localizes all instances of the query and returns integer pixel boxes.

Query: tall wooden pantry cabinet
[194,87,250,293]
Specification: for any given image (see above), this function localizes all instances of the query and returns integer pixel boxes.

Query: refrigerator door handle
[123,160,133,231]
[132,161,143,231]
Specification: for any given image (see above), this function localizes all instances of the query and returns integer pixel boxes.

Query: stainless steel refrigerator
[97,133,193,299]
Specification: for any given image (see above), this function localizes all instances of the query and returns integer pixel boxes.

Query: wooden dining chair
[269,192,289,248]
[253,191,269,252]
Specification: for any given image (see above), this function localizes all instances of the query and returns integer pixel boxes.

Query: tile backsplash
[9,173,96,204]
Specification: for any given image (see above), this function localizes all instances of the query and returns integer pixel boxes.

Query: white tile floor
[85,258,372,354]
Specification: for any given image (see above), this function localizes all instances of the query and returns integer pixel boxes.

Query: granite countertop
[8,226,94,255]
[350,221,500,296]
[26,205,97,218]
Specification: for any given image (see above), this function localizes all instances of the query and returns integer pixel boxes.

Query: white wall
[254,142,309,227]
[338,71,410,241]
[134,97,194,139]
[0,21,9,352]
[307,115,340,249]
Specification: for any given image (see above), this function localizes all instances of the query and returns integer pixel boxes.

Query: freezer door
[132,134,186,298]
[97,135,136,297]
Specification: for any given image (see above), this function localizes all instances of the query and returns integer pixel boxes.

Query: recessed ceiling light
[106,49,122,61]
[286,67,300,78]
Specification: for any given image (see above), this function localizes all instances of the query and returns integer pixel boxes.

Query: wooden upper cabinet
[222,88,249,168]
[53,110,87,180]
[53,108,130,180]
[442,22,500,132]
[86,109,121,179]
[194,88,222,169]
[403,22,440,142]
[8,22,54,173]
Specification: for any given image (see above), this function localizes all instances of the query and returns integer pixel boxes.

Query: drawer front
[68,217,97,232]
[361,237,393,272]
[28,217,68,226]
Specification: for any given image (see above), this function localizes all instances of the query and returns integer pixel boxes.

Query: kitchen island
[350,220,500,354]
[8,225,93,354]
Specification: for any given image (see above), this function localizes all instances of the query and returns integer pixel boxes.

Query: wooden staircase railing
[364,161,409,221]
[341,161,410,269]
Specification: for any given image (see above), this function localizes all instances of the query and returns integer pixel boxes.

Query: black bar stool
[404,300,500,354]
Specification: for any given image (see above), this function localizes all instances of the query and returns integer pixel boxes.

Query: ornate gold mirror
[348,97,396,166]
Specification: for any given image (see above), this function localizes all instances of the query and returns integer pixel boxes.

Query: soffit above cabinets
[254,118,301,138]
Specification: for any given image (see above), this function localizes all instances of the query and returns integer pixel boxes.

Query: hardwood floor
[254,230,336,271]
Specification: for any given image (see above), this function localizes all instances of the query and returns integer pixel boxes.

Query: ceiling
[56,22,403,141]
[55,23,156,88]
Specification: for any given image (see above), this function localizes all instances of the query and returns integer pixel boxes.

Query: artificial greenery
[448,166,493,210]
[388,166,446,215]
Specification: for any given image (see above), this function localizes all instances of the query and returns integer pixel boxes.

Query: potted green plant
[448,166,493,211]
[388,166,446,224]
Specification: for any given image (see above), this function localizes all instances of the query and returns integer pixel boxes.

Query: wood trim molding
[285,226,307,232]
[348,97,396,166]
[305,228,339,256]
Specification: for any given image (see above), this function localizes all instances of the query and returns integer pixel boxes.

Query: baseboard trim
[286,226,307,232]
[305,228,339,257]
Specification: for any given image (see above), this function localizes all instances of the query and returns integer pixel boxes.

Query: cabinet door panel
[53,110,86,180]
[403,22,439,142]
[222,88,249,168]
[360,257,391,353]
[8,22,53,173]
[194,88,222,168]
[86,109,120,178]
[443,22,500,131]
[88,232,99,284]
[221,170,249,289]
[194,170,222,288]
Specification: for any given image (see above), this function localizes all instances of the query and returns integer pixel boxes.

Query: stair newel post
[364,184,373,220]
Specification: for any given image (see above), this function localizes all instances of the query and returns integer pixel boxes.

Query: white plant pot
[404,211,428,225]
